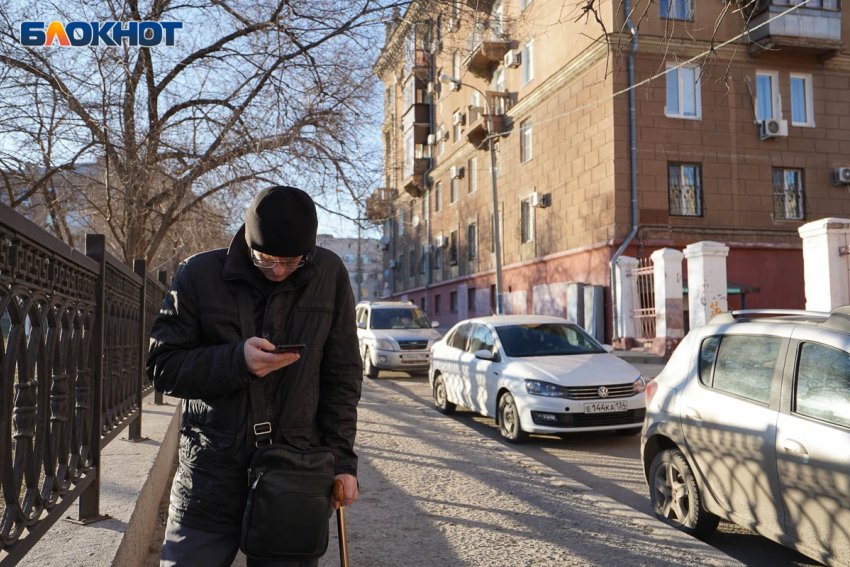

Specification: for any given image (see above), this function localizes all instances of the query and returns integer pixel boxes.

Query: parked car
[355,300,441,378]
[642,308,850,567]
[429,315,647,443]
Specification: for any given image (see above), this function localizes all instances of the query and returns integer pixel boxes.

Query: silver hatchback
[641,308,850,567]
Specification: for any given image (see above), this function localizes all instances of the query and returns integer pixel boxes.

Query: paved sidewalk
[234,379,741,567]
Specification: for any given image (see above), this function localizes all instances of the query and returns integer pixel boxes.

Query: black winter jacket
[146,226,362,535]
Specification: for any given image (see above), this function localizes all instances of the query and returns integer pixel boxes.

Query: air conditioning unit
[434,235,447,248]
[439,130,450,141]
[452,113,466,126]
[834,167,850,185]
[759,118,788,140]
[539,193,552,208]
[380,235,391,249]
[450,166,465,179]
[449,81,461,92]
[430,40,442,54]
[448,17,459,31]
[426,82,438,95]
[389,259,397,269]
[504,49,520,68]
[528,191,539,208]
[426,133,437,146]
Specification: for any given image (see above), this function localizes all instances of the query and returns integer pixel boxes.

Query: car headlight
[374,339,395,351]
[633,376,647,394]
[525,380,566,397]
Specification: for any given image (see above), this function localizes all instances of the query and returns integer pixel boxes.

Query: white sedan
[429,315,647,443]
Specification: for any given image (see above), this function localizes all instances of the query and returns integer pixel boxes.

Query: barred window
[668,164,702,217]
[772,168,805,221]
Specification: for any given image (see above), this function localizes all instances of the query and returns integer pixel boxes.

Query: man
[147,186,362,567]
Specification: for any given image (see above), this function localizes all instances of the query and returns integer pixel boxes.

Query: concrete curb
[20,392,181,567]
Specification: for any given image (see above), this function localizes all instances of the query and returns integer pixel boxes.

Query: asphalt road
[369,369,821,567]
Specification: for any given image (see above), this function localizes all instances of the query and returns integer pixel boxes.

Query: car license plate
[401,354,428,361]
[584,401,628,414]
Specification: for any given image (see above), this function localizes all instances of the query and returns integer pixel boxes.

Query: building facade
[316,234,386,301]
[371,0,850,339]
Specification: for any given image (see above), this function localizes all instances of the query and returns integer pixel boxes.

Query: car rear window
[701,335,780,404]
[795,342,850,429]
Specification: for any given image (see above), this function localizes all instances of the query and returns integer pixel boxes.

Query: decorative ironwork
[0,203,166,565]
[632,258,656,343]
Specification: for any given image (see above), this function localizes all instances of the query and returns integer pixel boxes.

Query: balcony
[402,157,430,197]
[365,188,397,224]
[402,103,431,144]
[747,0,843,57]
[410,48,430,81]
[466,92,512,146]
[463,30,510,79]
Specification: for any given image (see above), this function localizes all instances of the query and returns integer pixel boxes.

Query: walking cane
[333,480,350,567]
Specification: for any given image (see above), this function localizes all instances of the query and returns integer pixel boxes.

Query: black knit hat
[244,186,318,257]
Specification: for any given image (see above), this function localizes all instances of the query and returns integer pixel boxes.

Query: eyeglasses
[251,251,307,270]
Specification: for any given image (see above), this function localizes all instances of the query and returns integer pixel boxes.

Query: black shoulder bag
[235,284,336,561]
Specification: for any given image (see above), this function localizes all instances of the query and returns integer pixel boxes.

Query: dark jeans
[160,517,320,567]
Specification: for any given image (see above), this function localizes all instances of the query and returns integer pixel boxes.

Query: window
[409,200,415,223]
[343,253,355,263]
[468,287,477,311]
[493,66,506,93]
[403,77,414,110]
[469,157,478,193]
[666,64,701,119]
[790,73,814,127]
[396,256,403,278]
[700,334,780,404]
[520,120,533,163]
[468,222,478,260]
[449,230,458,265]
[435,182,442,212]
[453,111,462,142]
[450,291,459,313]
[468,324,496,355]
[419,248,426,274]
[795,342,850,429]
[435,294,442,314]
[490,284,497,313]
[772,168,805,221]
[668,164,702,217]
[451,177,459,204]
[660,0,692,20]
[403,130,415,177]
[448,322,470,349]
[520,197,534,243]
[438,125,446,156]
[756,71,780,122]
[435,242,442,269]
[361,255,370,264]
[521,40,534,85]
[398,208,405,236]
[492,0,504,37]
[452,51,461,81]
[409,249,415,278]
[420,297,426,311]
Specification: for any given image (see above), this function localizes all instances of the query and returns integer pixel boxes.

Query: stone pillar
[799,218,850,311]
[458,284,469,320]
[684,241,730,329]
[650,248,685,357]
[615,256,639,349]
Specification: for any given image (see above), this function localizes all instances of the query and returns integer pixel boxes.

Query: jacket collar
[223,224,317,292]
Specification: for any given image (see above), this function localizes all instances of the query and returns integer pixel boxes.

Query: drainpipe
[422,20,437,315]
[609,0,639,343]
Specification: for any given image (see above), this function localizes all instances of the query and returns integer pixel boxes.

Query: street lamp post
[439,74,504,315]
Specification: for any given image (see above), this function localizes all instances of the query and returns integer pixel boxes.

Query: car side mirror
[431,321,440,328]
[474,349,495,361]
[357,321,366,329]
[602,344,614,353]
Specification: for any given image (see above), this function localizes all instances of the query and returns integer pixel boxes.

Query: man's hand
[244,337,300,378]
[333,473,358,509]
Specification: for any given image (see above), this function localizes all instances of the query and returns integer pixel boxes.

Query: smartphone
[269,343,306,354]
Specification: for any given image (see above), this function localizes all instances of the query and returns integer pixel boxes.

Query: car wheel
[498,393,528,444]
[616,427,642,436]
[433,374,455,415]
[364,348,379,379]
[649,448,719,539]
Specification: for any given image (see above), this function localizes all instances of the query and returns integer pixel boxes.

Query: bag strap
[235,284,273,447]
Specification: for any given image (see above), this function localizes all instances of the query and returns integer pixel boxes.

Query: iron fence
[0,203,167,565]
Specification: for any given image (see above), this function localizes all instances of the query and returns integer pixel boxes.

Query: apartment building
[370,0,850,338]
[315,234,386,301]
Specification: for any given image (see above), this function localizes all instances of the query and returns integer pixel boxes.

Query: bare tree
[0,0,409,264]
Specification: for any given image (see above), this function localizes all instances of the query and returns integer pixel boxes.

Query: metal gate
[632,257,656,343]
